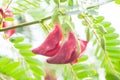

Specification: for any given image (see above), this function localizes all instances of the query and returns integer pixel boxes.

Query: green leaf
[13,7,24,12]
[78,14,84,19]
[62,22,72,33]
[21,77,35,80]
[106,73,119,80]
[52,11,60,23]
[28,8,47,20]
[94,16,104,23]
[0,57,10,68]
[2,62,20,74]
[13,0,42,15]
[98,24,107,34]
[73,64,88,71]
[86,28,90,41]
[108,52,120,60]
[53,0,59,4]
[34,74,42,80]
[93,39,97,46]
[113,62,120,72]
[25,57,42,66]
[76,70,97,78]
[78,55,88,62]
[106,47,120,53]
[60,0,66,2]
[4,17,14,21]
[82,20,88,26]
[101,21,111,28]
[114,0,120,4]
[30,65,45,76]
[105,33,119,40]
[20,50,35,56]
[45,0,50,4]
[11,67,26,79]
[17,2,28,10]
[68,0,73,6]
[101,36,106,50]
[94,45,100,57]
[63,65,75,80]
[106,40,120,46]
[106,27,115,33]
[14,43,32,50]
[24,0,39,7]
[9,36,24,43]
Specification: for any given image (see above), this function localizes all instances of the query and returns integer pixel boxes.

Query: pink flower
[47,32,77,64]
[47,32,88,64]
[32,24,62,57]
[0,8,15,38]
[32,24,88,64]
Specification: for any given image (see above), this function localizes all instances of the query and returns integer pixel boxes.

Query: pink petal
[67,39,88,64]
[79,39,88,53]
[47,32,76,64]
[32,24,62,57]
[4,29,15,38]
[0,8,3,16]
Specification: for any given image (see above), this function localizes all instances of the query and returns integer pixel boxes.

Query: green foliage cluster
[79,12,120,79]
[13,0,41,14]
[72,56,98,80]
[0,36,44,80]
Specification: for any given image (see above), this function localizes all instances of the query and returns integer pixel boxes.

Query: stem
[5,0,13,10]
[68,64,79,80]
[0,73,13,80]
[104,51,119,78]
[41,22,49,33]
[0,16,51,32]
[83,14,101,43]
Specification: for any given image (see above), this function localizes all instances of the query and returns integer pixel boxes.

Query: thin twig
[5,0,13,10]
[0,16,51,32]
[83,15,101,43]
[69,64,79,80]
[104,51,119,78]
[41,21,50,33]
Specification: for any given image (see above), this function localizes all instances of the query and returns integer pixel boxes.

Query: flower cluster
[0,8,15,38]
[32,24,88,64]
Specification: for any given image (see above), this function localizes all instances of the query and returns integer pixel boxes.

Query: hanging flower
[32,24,88,64]
[32,24,62,57]
[47,32,76,64]
[47,32,88,64]
[0,8,15,39]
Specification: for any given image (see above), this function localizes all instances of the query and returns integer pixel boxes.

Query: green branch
[0,16,51,32]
